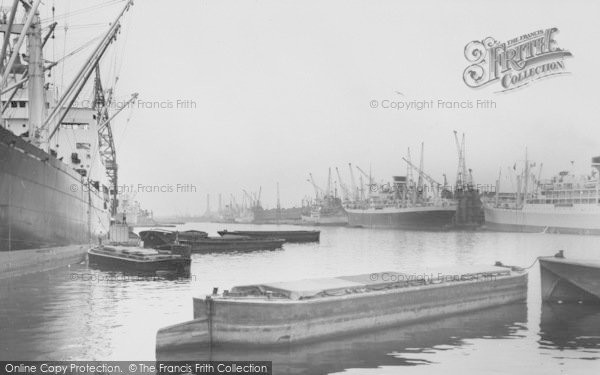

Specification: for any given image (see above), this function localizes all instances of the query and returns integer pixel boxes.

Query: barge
[139,229,283,253]
[217,230,320,243]
[182,236,285,253]
[88,245,191,274]
[139,229,208,248]
[156,264,527,350]
[540,252,600,303]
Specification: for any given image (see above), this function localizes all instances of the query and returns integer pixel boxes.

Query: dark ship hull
[0,127,109,278]
[345,206,456,229]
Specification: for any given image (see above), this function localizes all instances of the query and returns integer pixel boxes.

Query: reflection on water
[540,303,600,351]
[157,303,527,375]
[1,223,600,374]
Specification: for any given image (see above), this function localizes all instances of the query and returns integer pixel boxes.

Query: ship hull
[483,205,600,235]
[300,213,348,226]
[183,238,285,253]
[539,256,600,303]
[345,206,456,229]
[0,127,109,278]
[156,269,527,349]
[88,248,191,274]
[218,230,320,243]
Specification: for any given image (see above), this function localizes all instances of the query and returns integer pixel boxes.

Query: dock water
[1,223,600,373]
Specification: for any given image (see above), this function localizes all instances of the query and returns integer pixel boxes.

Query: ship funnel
[592,156,600,172]
[393,176,407,186]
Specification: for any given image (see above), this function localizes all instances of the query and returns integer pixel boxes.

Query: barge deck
[156,264,527,350]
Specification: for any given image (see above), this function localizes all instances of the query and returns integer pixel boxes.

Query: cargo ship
[345,147,456,229]
[484,155,600,235]
[301,170,348,226]
[300,196,348,226]
[345,175,456,229]
[0,1,135,278]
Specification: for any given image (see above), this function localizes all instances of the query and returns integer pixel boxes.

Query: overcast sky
[40,0,600,215]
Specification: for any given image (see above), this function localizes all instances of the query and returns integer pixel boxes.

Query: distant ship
[0,1,135,278]
[484,155,600,235]
[120,194,157,227]
[300,196,348,226]
[345,176,456,229]
[302,170,348,226]
[252,206,304,224]
[345,146,456,229]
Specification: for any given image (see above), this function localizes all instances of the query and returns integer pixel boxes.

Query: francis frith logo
[463,28,572,92]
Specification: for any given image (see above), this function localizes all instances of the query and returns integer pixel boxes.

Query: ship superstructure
[484,154,600,235]
[301,168,348,225]
[0,1,135,278]
[344,144,456,229]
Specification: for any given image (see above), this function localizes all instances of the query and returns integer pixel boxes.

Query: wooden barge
[218,229,320,243]
[156,264,527,350]
[139,229,283,253]
[139,229,208,248]
[540,252,600,303]
[181,236,285,253]
[88,245,191,274]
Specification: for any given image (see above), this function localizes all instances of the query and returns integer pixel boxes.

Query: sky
[31,0,600,215]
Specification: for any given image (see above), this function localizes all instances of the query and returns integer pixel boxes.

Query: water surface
[1,223,599,374]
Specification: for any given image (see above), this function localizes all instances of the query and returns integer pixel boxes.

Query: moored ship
[345,175,456,229]
[301,169,348,226]
[484,155,600,235]
[0,1,135,278]
[345,146,456,229]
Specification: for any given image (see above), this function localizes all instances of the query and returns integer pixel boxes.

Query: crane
[406,147,414,187]
[308,173,325,199]
[355,165,374,194]
[326,167,332,197]
[257,186,262,207]
[355,165,372,184]
[242,189,254,207]
[453,130,471,190]
[336,167,351,201]
[348,163,358,200]
[418,142,425,191]
[402,157,442,191]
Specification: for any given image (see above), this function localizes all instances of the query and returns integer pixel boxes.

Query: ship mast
[26,9,46,148]
[523,147,529,206]
[45,0,134,143]
[348,163,357,201]
[0,0,43,134]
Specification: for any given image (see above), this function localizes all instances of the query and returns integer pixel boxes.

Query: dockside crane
[308,173,325,200]
[418,142,425,192]
[453,130,472,190]
[402,157,443,197]
[355,165,373,187]
[348,163,358,201]
[336,167,351,201]
[406,148,414,186]
[257,186,262,207]
[326,167,332,198]
[242,189,254,207]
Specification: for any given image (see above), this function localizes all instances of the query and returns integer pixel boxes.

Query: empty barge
[218,229,320,243]
[156,264,527,350]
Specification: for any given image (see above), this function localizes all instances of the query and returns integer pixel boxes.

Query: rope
[522,256,540,270]
[40,0,124,24]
